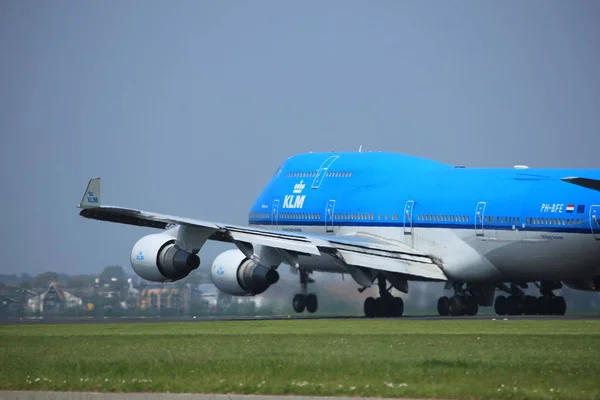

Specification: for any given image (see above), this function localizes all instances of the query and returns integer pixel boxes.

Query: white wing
[78,178,447,281]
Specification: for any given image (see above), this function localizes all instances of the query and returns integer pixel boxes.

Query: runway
[2,313,599,325]
[1,392,424,400]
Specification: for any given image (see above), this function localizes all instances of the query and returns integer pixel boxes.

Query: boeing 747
[78,152,600,317]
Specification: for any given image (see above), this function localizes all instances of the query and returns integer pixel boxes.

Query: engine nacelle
[211,249,279,296]
[131,233,200,282]
[563,277,600,292]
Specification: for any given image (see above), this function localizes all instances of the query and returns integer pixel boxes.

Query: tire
[449,296,463,316]
[494,295,507,315]
[437,296,450,316]
[375,297,388,317]
[292,294,306,313]
[536,296,550,315]
[552,296,567,315]
[305,294,318,313]
[524,296,537,315]
[465,297,479,316]
[364,297,376,318]
[507,296,523,315]
[391,297,404,317]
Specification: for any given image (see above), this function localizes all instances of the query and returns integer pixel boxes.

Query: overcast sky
[1,1,599,276]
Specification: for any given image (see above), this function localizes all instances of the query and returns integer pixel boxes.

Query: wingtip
[78,177,102,209]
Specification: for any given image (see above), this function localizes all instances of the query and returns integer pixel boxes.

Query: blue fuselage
[249,152,600,238]
[247,152,600,281]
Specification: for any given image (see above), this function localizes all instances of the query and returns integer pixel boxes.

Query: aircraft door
[403,200,415,235]
[325,200,336,233]
[591,205,600,240]
[271,200,280,228]
[475,202,486,236]
[312,156,339,189]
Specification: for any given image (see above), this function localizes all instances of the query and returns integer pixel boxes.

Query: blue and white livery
[77,152,600,317]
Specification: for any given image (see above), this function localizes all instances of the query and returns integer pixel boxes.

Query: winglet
[78,178,102,208]
[561,177,600,192]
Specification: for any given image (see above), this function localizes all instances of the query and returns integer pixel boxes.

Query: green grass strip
[1,320,599,399]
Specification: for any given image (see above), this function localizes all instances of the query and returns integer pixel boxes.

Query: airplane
[77,151,600,317]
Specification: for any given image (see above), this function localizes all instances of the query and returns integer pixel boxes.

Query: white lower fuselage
[254,223,600,283]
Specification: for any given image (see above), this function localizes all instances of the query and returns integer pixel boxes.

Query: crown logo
[293,180,306,194]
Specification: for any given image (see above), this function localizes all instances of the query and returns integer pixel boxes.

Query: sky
[1,1,599,276]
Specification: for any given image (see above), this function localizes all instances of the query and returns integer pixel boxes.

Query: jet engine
[563,277,600,292]
[130,233,200,282]
[211,249,279,296]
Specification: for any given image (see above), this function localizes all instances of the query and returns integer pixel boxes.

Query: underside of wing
[316,234,447,281]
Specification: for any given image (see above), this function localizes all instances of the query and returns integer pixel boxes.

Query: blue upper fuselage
[249,152,600,235]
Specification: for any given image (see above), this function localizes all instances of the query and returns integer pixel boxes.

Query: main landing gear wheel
[363,296,404,318]
[437,296,450,316]
[293,294,306,313]
[292,269,318,313]
[364,297,377,318]
[464,296,479,316]
[305,293,318,313]
[494,295,508,315]
[438,283,480,316]
[494,282,567,316]
[363,277,404,318]
[498,295,567,315]
[551,296,567,315]
[449,296,463,316]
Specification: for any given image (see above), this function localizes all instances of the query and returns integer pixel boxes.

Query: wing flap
[325,233,432,260]
[337,249,446,280]
[227,228,321,256]
[313,233,447,280]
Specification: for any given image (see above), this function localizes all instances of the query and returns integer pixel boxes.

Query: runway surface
[2,313,599,325]
[1,392,425,400]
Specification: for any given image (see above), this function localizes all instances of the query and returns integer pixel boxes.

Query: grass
[1,319,600,399]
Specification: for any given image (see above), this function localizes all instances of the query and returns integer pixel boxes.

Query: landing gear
[437,283,479,316]
[494,282,567,316]
[437,296,450,316]
[292,294,305,313]
[292,269,318,314]
[306,293,318,313]
[363,277,404,318]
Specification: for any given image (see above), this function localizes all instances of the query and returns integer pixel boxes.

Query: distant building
[138,284,190,312]
[94,276,140,309]
[28,282,83,313]
[0,287,36,316]
[0,294,17,317]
